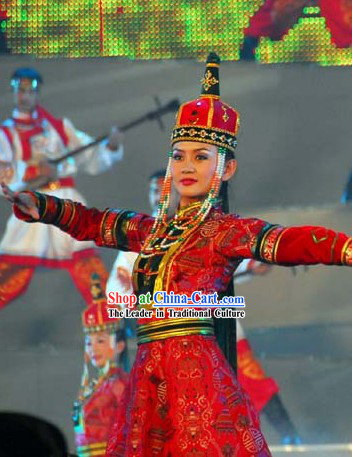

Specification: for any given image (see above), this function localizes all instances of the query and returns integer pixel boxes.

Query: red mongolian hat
[171,53,239,153]
[82,273,121,334]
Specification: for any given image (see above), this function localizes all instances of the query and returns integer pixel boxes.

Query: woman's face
[171,141,218,207]
[85,331,116,368]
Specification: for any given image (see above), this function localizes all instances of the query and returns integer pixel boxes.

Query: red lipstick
[180,179,197,186]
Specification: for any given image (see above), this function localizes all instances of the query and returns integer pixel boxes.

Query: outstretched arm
[1,183,153,252]
[255,224,351,267]
[218,216,351,267]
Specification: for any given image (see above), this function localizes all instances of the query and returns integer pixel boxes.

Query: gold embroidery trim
[138,317,213,330]
[222,105,229,123]
[112,211,121,247]
[137,318,214,344]
[258,225,278,261]
[174,124,238,135]
[200,94,221,100]
[170,136,236,151]
[137,326,214,344]
[41,194,48,219]
[341,237,352,265]
[100,210,125,247]
[207,97,214,129]
[77,442,107,449]
[177,201,202,218]
[175,100,188,126]
[103,212,116,246]
[99,209,110,243]
[66,201,76,228]
[330,233,339,264]
[77,441,107,453]
[235,115,240,135]
[57,200,66,223]
[273,227,287,263]
[201,70,219,92]
[220,101,240,134]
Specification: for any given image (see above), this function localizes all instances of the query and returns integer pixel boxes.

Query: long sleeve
[216,215,351,266]
[13,192,154,253]
[255,224,352,266]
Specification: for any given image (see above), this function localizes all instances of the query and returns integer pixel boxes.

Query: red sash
[36,105,69,147]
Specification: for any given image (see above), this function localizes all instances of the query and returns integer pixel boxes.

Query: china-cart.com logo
[107,291,245,308]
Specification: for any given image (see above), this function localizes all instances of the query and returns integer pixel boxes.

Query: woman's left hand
[1,182,40,219]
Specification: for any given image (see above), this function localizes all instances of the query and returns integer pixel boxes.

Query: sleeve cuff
[341,237,352,266]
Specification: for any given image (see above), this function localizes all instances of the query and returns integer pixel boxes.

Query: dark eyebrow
[172,148,211,153]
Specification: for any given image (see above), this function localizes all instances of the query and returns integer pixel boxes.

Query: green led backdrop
[1,0,351,65]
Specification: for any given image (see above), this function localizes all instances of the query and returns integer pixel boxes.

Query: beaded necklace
[141,146,227,258]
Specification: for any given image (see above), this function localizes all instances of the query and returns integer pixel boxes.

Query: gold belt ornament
[137,317,214,344]
[77,441,107,457]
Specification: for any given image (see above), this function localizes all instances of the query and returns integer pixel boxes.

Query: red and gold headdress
[82,273,122,334]
[141,53,239,257]
[171,52,239,153]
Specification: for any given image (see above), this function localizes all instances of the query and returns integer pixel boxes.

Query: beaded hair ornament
[141,53,239,257]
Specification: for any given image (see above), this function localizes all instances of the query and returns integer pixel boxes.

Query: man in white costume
[106,169,301,445]
[0,67,124,308]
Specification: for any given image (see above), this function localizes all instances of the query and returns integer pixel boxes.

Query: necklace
[141,147,226,257]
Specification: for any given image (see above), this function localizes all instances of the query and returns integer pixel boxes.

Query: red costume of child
[73,274,129,457]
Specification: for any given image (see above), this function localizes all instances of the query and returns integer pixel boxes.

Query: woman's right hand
[1,182,40,219]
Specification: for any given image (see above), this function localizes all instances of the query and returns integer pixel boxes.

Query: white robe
[0,110,123,261]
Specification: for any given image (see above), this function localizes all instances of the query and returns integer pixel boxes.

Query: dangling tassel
[141,155,173,255]
[212,148,237,375]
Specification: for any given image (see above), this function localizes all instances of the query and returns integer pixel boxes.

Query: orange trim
[66,201,77,227]
[175,101,187,126]
[259,226,284,263]
[201,94,221,100]
[341,237,352,265]
[99,209,110,244]
[207,97,214,128]
[40,177,76,191]
[220,100,240,134]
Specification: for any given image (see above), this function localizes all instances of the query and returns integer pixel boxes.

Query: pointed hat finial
[201,52,220,97]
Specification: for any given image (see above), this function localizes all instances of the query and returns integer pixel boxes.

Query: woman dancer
[2,54,351,457]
